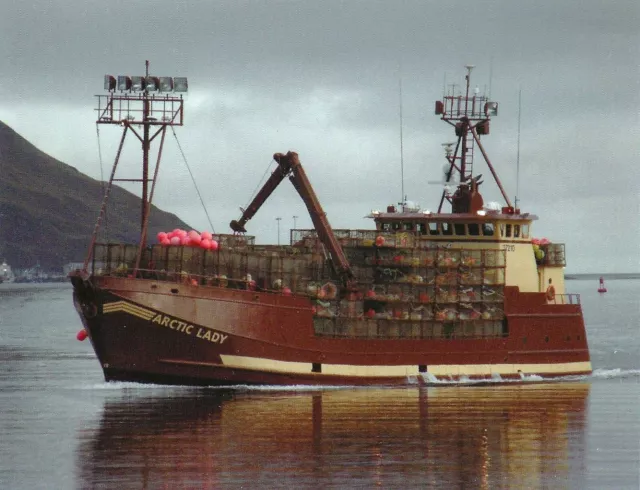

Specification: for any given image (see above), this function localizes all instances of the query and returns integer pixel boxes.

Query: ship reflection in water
[77,383,589,488]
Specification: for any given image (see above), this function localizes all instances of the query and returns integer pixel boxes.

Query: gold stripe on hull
[219,355,591,378]
[102,300,156,320]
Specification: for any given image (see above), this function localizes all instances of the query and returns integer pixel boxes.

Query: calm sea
[0,280,638,489]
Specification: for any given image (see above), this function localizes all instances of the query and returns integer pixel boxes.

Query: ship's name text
[151,314,228,344]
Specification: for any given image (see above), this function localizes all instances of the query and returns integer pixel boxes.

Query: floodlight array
[484,102,498,117]
[103,74,188,93]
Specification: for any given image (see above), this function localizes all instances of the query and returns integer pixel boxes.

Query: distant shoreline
[565,273,640,280]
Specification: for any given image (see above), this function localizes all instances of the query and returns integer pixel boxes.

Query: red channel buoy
[76,329,88,341]
[597,276,607,293]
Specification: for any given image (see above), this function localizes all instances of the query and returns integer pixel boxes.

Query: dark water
[0,280,638,489]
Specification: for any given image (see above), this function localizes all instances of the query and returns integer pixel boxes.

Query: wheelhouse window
[416,223,426,235]
[441,222,453,236]
[392,222,401,231]
[428,222,440,235]
[514,224,521,238]
[506,224,512,237]
[468,223,480,236]
[500,224,512,237]
[402,222,414,231]
[482,223,495,236]
[382,222,391,232]
[454,223,466,235]
[521,224,530,238]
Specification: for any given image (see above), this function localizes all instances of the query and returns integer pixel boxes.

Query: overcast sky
[1,0,638,273]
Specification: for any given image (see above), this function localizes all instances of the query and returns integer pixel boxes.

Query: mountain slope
[0,121,192,270]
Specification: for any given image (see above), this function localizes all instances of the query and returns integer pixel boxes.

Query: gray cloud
[1,0,638,272]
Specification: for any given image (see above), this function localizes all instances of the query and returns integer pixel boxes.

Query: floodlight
[117,75,132,91]
[484,102,498,117]
[158,77,173,92]
[145,76,159,92]
[173,77,188,92]
[104,75,116,91]
[131,76,146,91]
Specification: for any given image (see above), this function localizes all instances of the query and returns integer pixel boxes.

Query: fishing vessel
[70,63,592,386]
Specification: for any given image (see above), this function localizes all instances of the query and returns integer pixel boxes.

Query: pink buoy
[200,238,211,249]
[170,236,181,246]
[157,231,168,242]
[375,236,385,247]
[201,231,213,241]
[160,237,171,246]
[180,235,190,246]
[282,287,292,296]
[76,329,88,341]
[209,240,219,251]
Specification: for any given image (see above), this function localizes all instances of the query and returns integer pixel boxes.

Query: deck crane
[230,151,354,288]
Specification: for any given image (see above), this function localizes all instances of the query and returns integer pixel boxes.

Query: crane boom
[230,151,354,287]
[230,162,290,233]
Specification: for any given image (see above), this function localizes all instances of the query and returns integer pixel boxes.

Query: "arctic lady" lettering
[151,314,228,344]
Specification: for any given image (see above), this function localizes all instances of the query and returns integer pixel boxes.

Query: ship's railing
[293,229,423,249]
[548,293,580,305]
[90,242,332,294]
[293,228,511,253]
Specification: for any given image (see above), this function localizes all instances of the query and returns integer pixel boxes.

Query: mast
[85,63,188,272]
[434,65,513,213]
[399,77,405,209]
[142,60,150,235]
[515,87,522,209]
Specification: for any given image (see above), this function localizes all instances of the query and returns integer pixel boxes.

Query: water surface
[0,280,638,489]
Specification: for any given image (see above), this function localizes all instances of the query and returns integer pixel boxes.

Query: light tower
[96,60,187,242]
[85,61,188,272]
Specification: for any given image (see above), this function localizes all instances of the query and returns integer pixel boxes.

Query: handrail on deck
[549,293,580,305]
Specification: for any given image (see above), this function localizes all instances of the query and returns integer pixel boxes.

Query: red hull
[71,275,591,386]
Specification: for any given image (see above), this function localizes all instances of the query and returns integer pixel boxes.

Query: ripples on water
[0,281,638,489]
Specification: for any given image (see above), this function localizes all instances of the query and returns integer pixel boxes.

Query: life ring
[320,282,338,300]
[546,284,556,301]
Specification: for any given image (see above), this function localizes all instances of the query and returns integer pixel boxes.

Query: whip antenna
[515,87,521,209]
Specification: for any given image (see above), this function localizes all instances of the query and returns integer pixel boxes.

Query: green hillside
[0,121,191,271]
